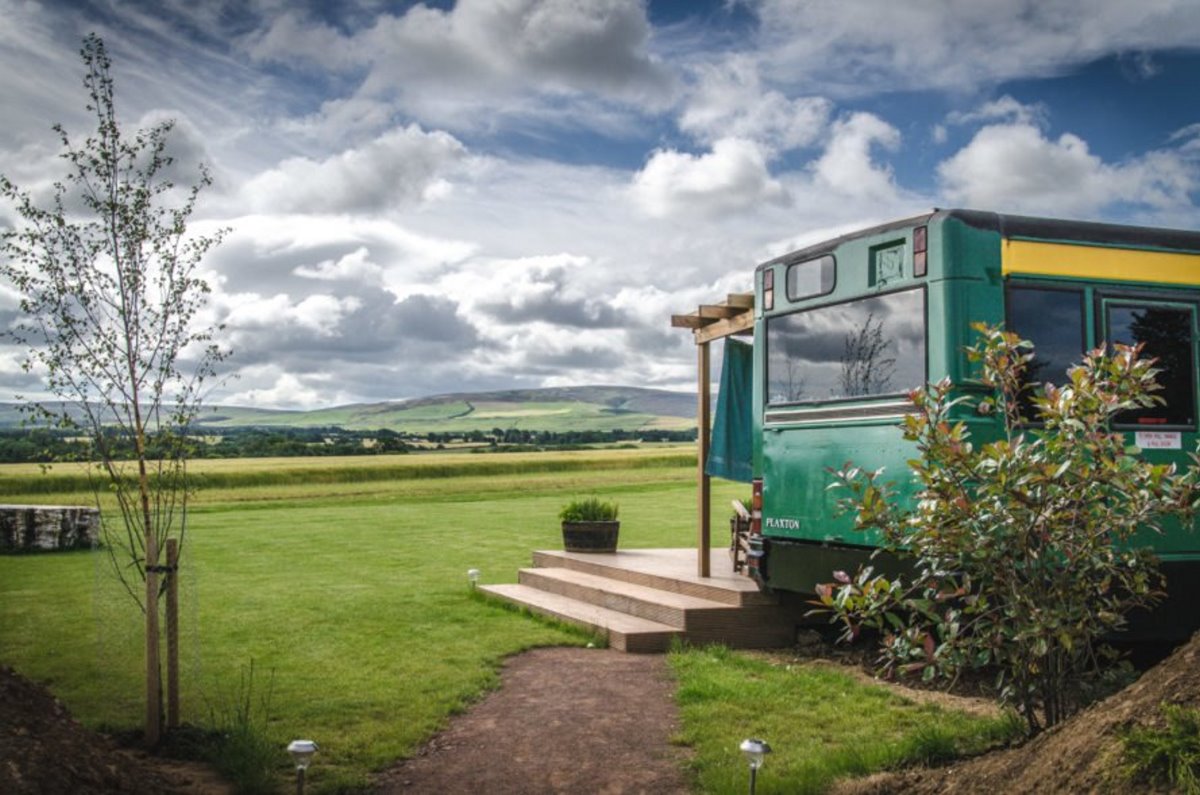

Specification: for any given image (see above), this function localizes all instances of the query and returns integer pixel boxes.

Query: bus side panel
[761,422,918,548]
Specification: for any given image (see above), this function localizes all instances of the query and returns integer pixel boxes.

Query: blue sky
[1,0,1199,408]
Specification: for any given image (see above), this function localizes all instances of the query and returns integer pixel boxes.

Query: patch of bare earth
[372,647,692,795]
[0,665,230,795]
[831,631,1200,795]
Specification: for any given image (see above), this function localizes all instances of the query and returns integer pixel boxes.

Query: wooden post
[165,538,180,729]
[698,340,711,577]
[145,533,161,747]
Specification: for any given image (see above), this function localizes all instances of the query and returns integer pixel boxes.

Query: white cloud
[293,247,384,285]
[222,292,362,337]
[241,125,466,214]
[944,96,1048,130]
[812,112,901,200]
[631,137,789,218]
[221,369,347,410]
[754,0,1200,94]
[244,0,675,133]
[1171,124,1200,155]
[680,55,831,151]
[937,123,1199,216]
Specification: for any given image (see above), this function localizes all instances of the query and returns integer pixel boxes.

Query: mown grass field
[0,448,1015,793]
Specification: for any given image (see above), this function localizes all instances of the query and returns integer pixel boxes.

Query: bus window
[1106,302,1197,428]
[766,288,925,405]
[1006,286,1085,404]
[786,255,836,302]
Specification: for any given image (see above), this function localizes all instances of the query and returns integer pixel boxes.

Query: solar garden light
[739,738,771,795]
[467,568,481,589]
[287,739,318,795]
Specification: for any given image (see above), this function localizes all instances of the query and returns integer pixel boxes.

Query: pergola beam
[694,310,754,344]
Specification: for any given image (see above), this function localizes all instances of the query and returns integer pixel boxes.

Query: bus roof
[756,209,1200,273]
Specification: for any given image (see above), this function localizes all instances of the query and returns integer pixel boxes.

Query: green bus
[746,209,1200,639]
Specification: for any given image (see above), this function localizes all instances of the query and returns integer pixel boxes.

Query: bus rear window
[766,288,925,405]
[786,255,835,301]
[1106,302,1196,428]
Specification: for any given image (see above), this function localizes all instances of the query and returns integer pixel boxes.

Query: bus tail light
[751,478,763,536]
[762,270,774,311]
[913,226,928,277]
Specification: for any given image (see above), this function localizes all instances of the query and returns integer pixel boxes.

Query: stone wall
[0,505,100,552]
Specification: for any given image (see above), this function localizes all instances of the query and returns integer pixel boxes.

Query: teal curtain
[705,337,753,483]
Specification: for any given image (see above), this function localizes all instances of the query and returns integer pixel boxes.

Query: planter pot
[561,520,620,553]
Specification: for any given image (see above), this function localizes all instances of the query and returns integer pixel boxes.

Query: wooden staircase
[479,548,799,653]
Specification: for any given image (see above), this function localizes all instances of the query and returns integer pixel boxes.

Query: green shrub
[1122,703,1200,793]
[558,497,619,522]
[819,324,1199,733]
[204,661,284,795]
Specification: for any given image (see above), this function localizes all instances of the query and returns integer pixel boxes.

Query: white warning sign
[1135,431,1182,450]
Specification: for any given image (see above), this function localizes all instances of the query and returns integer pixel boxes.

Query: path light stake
[739,738,771,795]
[467,568,481,589]
[287,739,318,795]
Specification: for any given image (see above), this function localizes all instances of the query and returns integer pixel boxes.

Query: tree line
[0,426,697,463]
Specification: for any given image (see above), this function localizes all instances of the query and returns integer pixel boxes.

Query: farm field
[0,449,1014,793]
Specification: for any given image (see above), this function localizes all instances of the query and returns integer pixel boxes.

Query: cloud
[473,255,630,329]
[631,137,789,218]
[221,369,337,410]
[679,55,831,152]
[812,112,901,200]
[944,96,1048,130]
[754,0,1200,94]
[293,247,384,285]
[390,293,481,345]
[937,123,1199,216]
[241,125,465,214]
[223,292,362,337]
[244,0,675,133]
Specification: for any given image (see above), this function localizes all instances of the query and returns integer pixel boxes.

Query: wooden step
[517,567,797,648]
[478,583,682,653]
[532,549,774,606]
[518,567,727,628]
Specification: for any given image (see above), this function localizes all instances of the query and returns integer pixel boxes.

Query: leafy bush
[818,324,1199,733]
[559,497,619,522]
[1122,703,1200,793]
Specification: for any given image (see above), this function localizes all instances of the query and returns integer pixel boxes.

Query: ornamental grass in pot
[559,497,620,553]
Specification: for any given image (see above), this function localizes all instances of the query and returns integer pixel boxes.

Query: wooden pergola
[670,292,755,577]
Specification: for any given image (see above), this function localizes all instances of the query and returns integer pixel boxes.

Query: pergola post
[672,293,754,581]
[697,340,711,577]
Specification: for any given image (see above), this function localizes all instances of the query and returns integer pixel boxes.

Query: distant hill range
[0,386,697,434]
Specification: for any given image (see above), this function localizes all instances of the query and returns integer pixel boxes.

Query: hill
[0,386,697,434]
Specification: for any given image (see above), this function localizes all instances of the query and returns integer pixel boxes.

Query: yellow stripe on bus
[1002,239,1200,285]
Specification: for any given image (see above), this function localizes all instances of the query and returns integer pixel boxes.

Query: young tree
[0,34,227,744]
[818,324,1198,733]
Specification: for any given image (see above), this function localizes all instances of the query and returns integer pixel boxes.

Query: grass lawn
[0,449,1015,792]
[670,646,1020,794]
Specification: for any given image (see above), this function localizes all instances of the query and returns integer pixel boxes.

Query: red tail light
[913,225,928,277]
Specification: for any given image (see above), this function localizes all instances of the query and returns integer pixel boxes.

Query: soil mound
[837,632,1200,794]
[0,665,228,794]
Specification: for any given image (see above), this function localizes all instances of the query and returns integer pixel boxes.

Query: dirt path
[372,647,692,795]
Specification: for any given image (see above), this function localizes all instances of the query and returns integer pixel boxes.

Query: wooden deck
[479,548,801,653]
